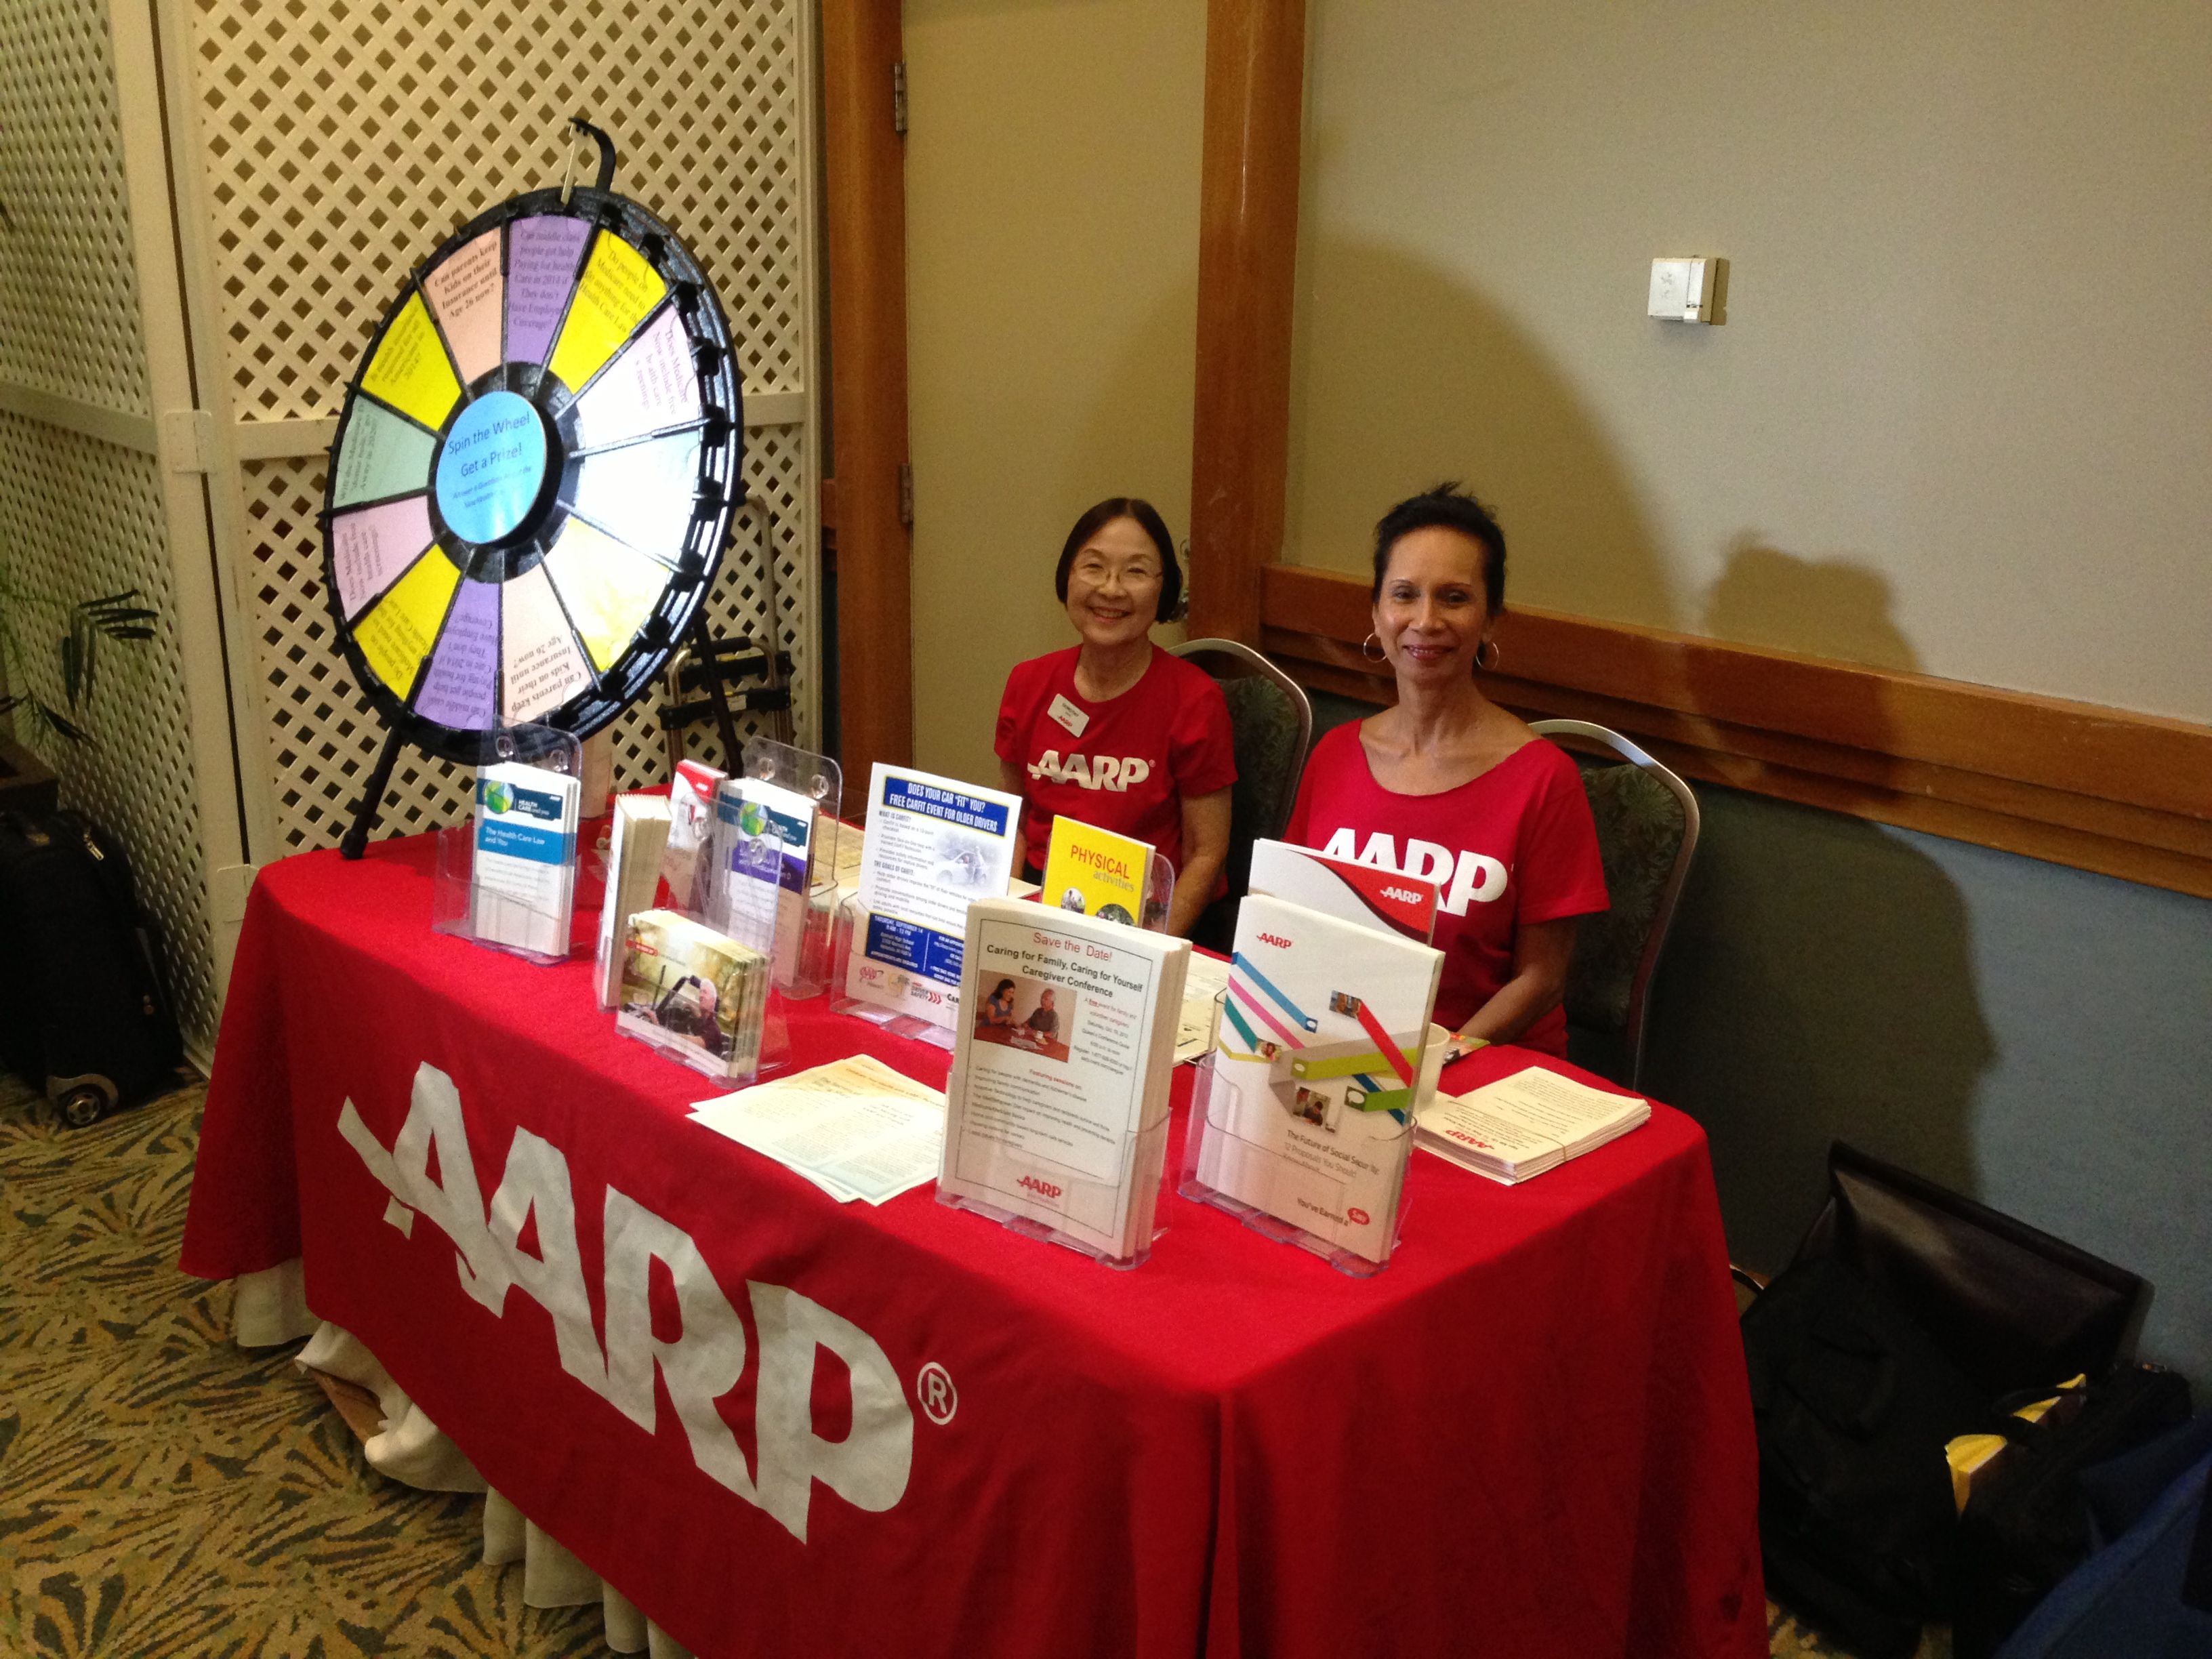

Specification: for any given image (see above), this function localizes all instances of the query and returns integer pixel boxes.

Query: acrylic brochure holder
[736,735,843,998]
[432,724,584,967]
[609,878,792,1088]
[830,893,958,1051]
[937,1109,1172,1271]
[1176,1025,1448,1277]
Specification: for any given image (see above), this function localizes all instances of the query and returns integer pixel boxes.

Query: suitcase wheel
[58,1085,110,1128]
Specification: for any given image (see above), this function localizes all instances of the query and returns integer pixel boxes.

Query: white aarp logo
[338,1062,916,1542]
[917,1361,958,1426]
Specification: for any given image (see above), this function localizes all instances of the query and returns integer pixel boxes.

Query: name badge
[1048,693,1089,738]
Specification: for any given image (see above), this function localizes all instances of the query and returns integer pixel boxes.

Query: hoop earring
[1361,632,1386,664]
[1475,638,1500,672]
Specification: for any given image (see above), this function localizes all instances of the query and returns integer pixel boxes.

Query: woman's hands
[1457,915,1579,1046]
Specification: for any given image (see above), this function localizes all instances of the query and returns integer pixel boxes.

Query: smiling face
[1063,516,1164,651]
[1372,525,1496,684]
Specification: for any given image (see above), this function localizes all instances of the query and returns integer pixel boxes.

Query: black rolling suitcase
[0,808,182,1125]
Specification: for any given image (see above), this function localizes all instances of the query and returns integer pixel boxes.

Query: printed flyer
[939,899,1190,1260]
[848,764,1021,1031]
[710,776,816,985]
[1040,815,1153,928]
[470,761,580,957]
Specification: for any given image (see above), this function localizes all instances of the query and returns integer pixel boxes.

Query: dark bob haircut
[1370,483,1507,617]
[1055,497,1185,624]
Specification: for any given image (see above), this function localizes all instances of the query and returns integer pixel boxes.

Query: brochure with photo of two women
[939,897,1191,1262]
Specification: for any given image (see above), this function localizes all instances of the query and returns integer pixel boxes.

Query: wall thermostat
[1649,258,1723,324]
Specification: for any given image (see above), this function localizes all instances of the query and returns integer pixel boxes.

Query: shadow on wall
[1279,241,2001,1273]
[1285,238,1674,623]
[1642,546,1996,1269]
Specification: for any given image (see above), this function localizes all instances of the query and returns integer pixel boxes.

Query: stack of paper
[1414,1066,1650,1183]
[708,775,817,983]
[594,794,672,1006]
[690,1053,946,1204]
[471,761,582,957]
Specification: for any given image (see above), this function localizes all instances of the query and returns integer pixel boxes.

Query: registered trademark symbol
[916,1361,958,1425]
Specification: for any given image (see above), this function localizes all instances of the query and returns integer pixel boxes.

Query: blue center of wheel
[434,392,548,545]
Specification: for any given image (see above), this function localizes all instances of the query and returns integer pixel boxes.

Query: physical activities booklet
[594,793,672,1006]
[1195,891,1444,1264]
[615,908,772,1079]
[1040,815,1153,927]
[471,761,581,957]
[1414,1066,1649,1183]
[847,764,1023,1032]
[939,897,1190,1261]
[708,775,816,983]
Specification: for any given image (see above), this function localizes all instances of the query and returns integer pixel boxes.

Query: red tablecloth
[181,837,1763,1659]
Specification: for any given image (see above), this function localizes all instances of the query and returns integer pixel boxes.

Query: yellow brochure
[1041,815,1154,928]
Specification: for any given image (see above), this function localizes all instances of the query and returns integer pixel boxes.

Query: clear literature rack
[830,894,958,1051]
[734,735,844,998]
[432,724,585,967]
[936,1113,1173,1271]
[609,886,792,1087]
[1176,1027,1449,1277]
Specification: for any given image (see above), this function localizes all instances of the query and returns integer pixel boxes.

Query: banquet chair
[1169,638,1313,954]
[1529,718,1698,1092]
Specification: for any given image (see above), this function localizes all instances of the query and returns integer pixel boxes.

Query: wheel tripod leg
[340,728,406,860]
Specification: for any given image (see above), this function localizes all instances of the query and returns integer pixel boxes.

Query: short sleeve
[1168,668,1239,798]
[994,659,1039,764]
[1514,745,1610,924]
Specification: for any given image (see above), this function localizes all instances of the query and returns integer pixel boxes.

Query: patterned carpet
[0,1070,1890,1658]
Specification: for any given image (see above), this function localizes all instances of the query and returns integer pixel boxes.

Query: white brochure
[939,898,1189,1260]
[710,775,817,985]
[848,764,1022,1032]
[470,761,581,957]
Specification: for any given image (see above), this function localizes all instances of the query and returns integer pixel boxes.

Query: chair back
[1529,718,1699,1090]
[1168,639,1312,944]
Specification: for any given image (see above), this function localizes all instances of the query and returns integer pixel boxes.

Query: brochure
[615,907,771,1079]
[848,764,1022,1032]
[1195,891,1444,1264]
[1246,837,1439,943]
[470,761,581,957]
[594,793,673,1006]
[1415,1066,1650,1183]
[939,897,1190,1261]
[657,758,724,912]
[708,775,816,983]
[1040,815,1153,927]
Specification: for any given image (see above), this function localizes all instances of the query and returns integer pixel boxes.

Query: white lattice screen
[0,3,225,1048]
[184,0,823,854]
[0,0,150,416]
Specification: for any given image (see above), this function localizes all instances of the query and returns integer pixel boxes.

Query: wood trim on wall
[821,0,914,790]
[1185,0,1307,643]
[1260,564,2212,899]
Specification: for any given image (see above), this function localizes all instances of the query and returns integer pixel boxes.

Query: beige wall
[1288,0,2212,720]
[902,0,1206,787]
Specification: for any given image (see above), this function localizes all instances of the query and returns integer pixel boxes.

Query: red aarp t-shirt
[1284,724,1607,1054]
[995,645,1237,878]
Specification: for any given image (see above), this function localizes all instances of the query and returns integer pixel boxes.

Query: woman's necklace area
[1073,642,1151,703]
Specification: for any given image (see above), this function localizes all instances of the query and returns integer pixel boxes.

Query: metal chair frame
[1530,717,1700,1090]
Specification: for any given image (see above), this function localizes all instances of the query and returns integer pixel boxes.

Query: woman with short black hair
[995,497,1236,937]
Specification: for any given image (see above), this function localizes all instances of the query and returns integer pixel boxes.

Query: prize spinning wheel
[324,123,742,855]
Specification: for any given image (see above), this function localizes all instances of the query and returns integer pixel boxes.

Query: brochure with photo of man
[939,897,1191,1263]
[846,764,1023,1032]
[1193,890,1444,1266]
